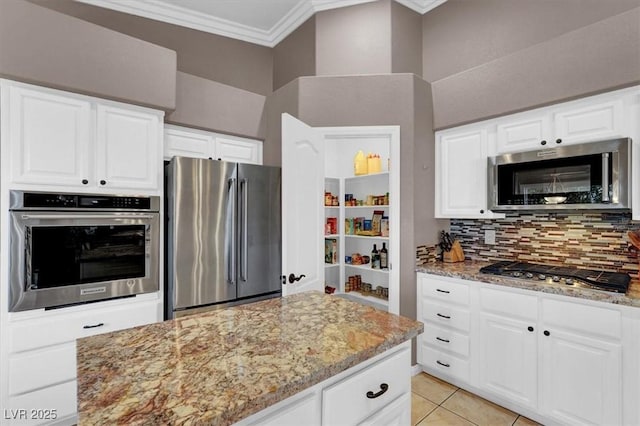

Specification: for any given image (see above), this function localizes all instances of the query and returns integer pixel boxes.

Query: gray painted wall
[422,0,640,83]
[166,72,266,139]
[315,0,392,75]
[273,17,316,91]
[31,0,274,96]
[391,1,422,75]
[432,7,640,129]
[1,0,176,110]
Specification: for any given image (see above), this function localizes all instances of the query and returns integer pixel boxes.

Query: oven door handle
[19,214,156,220]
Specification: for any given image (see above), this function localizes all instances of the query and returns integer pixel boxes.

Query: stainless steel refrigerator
[165,157,281,319]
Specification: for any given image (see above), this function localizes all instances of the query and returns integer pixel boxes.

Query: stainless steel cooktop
[479,261,630,294]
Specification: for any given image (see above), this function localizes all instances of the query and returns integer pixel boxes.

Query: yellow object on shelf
[354,150,368,175]
[367,155,381,173]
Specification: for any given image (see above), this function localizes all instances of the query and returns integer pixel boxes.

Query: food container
[354,150,368,175]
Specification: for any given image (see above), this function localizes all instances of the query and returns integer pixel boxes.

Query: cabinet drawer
[479,287,537,320]
[421,278,470,306]
[322,348,410,426]
[7,380,77,426]
[8,343,76,396]
[10,300,160,353]
[420,346,469,383]
[542,299,621,339]
[422,324,469,357]
[421,301,470,332]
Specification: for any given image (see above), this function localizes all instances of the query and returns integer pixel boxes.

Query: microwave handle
[19,214,156,220]
[602,153,610,203]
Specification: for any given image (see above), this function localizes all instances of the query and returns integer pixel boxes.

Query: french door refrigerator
[165,156,281,319]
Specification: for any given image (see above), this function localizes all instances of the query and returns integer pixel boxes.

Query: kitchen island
[76,291,423,425]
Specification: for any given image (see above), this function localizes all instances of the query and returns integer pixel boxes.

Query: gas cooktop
[479,261,630,294]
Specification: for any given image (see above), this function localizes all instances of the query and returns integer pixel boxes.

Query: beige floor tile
[416,407,475,426]
[411,373,457,404]
[412,392,437,425]
[441,389,518,426]
[514,415,542,426]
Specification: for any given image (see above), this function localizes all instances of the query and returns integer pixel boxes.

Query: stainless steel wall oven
[9,191,160,312]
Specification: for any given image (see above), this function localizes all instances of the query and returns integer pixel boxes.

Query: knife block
[443,240,465,263]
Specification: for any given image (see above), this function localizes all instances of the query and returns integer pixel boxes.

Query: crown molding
[394,0,447,14]
[75,0,446,47]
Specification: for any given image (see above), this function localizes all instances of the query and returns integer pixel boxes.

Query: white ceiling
[75,0,447,47]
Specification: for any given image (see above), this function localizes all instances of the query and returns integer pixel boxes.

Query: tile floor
[411,373,542,426]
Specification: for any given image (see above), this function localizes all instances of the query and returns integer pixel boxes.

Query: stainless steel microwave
[488,138,632,211]
[9,191,160,312]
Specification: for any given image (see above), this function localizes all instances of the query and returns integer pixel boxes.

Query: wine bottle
[371,244,379,269]
[380,242,388,269]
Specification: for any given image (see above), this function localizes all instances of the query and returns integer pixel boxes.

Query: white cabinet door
[96,104,160,191]
[478,313,537,410]
[164,125,213,160]
[216,135,263,164]
[6,83,91,187]
[540,328,622,426]
[246,393,320,426]
[436,127,498,218]
[495,112,551,154]
[553,98,626,145]
[359,393,411,426]
[281,113,324,296]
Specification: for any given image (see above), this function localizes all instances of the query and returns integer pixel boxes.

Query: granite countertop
[77,291,423,425]
[416,260,640,308]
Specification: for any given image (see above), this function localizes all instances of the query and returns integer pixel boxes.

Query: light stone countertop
[416,260,640,308]
[76,291,423,425]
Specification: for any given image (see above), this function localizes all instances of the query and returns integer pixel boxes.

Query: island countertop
[77,291,423,425]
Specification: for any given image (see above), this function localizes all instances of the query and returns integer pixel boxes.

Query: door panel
[237,164,281,298]
[169,158,236,309]
[281,114,324,296]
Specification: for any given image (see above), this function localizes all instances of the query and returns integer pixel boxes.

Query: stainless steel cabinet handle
[240,179,248,282]
[83,323,104,329]
[228,178,236,285]
[602,152,610,202]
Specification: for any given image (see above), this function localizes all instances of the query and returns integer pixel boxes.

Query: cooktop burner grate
[479,261,630,293]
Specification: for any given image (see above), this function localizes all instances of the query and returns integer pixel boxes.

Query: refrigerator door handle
[240,178,248,282]
[228,177,236,286]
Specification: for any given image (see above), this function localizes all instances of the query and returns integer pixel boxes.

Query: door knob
[288,273,306,284]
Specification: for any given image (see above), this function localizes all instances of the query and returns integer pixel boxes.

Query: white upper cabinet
[163,124,263,165]
[494,88,633,154]
[2,80,164,194]
[5,84,92,187]
[435,125,503,219]
[96,104,160,191]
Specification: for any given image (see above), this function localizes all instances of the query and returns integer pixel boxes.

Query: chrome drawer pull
[436,337,450,343]
[83,323,105,329]
[436,360,450,368]
[436,288,450,294]
[436,313,451,319]
[366,383,389,399]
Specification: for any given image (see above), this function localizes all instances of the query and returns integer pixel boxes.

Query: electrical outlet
[485,229,496,245]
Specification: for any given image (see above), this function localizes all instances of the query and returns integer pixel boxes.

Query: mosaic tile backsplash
[417,212,640,275]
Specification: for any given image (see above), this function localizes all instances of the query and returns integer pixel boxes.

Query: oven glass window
[28,225,146,289]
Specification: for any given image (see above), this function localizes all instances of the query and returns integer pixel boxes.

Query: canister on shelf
[354,150,368,175]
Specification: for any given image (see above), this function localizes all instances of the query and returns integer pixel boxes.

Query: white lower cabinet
[237,342,411,426]
[417,272,637,426]
[1,295,162,426]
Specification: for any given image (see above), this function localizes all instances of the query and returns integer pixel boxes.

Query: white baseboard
[411,363,423,376]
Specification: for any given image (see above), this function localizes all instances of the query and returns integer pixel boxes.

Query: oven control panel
[12,191,157,211]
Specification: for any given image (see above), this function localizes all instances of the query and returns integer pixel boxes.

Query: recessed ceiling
[75,0,447,47]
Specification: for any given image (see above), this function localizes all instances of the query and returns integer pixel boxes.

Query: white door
[164,125,214,160]
[6,84,91,187]
[540,329,622,426]
[478,313,537,410]
[281,113,324,296]
[96,104,160,192]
